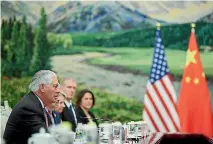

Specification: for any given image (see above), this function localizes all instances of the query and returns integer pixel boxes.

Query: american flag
[143,27,180,132]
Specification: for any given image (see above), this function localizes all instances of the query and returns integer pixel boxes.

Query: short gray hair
[29,70,57,92]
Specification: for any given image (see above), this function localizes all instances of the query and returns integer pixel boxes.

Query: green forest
[1,8,51,77]
[72,22,213,49]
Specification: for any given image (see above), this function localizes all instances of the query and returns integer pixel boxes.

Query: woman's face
[55,95,65,113]
[80,92,93,111]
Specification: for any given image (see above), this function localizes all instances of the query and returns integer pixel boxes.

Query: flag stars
[202,72,205,78]
[185,76,191,83]
[157,43,161,47]
[185,50,197,67]
[157,38,162,42]
[194,78,199,84]
[152,68,156,72]
[162,67,165,71]
[159,55,163,59]
[151,74,155,78]
[157,70,160,74]
[157,65,161,69]
[161,72,165,76]
[185,77,200,84]
[150,29,170,84]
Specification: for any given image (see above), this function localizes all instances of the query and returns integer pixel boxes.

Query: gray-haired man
[3,70,60,144]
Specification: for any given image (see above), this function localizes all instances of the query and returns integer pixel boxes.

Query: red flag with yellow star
[178,24,213,138]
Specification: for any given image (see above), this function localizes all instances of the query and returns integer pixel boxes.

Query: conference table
[125,133,213,144]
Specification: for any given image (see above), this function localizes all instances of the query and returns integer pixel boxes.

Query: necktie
[43,108,52,127]
[52,112,56,124]
[47,110,54,126]
[43,108,49,127]
[70,104,77,125]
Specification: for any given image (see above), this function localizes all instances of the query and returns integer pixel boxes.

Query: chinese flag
[178,27,213,138]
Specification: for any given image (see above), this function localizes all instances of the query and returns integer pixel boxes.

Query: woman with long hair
[75,89,98,127]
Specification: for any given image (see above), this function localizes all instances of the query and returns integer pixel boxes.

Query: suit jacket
[76,107,99,128]
[52,111,61,125]
[61,103,80,132]
[3,92,48,144]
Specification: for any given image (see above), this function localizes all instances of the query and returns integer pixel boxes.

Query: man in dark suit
[3,70,60,144]
[60,78,80,131]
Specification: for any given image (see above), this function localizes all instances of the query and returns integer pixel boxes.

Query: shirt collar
[45,107,52,114]
[33,92,45,108]
[65,100,72,108]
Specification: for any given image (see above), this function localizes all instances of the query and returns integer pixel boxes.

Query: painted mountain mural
[1,1,213,33]
[2,1,213,124]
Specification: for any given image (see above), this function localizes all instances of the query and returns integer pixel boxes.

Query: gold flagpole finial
[191,23,196,28]
[156,23,161,30]
[156,23,161,27]
[191,23,196,32]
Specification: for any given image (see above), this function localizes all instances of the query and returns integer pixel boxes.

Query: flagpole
[143,21,180,133]
[156,23,161,30]
[191,23,195,33]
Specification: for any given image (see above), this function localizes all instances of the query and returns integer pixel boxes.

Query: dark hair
[76,89,95,108]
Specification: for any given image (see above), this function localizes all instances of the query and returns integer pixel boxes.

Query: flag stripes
[144,77,180,132]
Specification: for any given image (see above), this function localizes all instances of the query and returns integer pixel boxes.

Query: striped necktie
[43,108,49,127]
[43,108,52,126]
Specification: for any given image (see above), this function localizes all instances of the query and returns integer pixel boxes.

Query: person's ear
[40,84,45,92]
